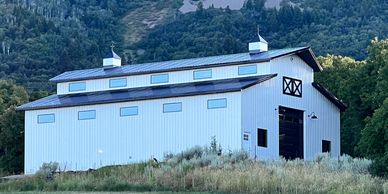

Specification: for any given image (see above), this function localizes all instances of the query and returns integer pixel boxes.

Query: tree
[358,99,388,177]
[0,106,25,174]
[357,38,388,176]
[0,80,29,175]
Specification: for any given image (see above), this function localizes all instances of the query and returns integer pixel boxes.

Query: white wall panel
[57,62,270,95]
[25,92,241,174]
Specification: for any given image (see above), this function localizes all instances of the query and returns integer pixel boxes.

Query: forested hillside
[0,0,386,91]
[0,0,387,176]
[136,0,387,62]
[0,0,181,91]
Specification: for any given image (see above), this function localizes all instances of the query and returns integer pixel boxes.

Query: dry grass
[0,146,387,194]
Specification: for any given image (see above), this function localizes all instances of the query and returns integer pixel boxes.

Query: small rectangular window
[163,102,182,113]
[238,65,257,75]
[193,69,212,80]
[69,82,86,92]
[257,128,267,147]
[78,110,96,120]
[322,140,331,153]
[110,78,127,88]
[38,114,55,124]
[207,98,227,109]
[151,74,169,84]
[120,106,138,116]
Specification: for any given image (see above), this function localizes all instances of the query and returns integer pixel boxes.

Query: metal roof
[18,74,277,111]
[50,47,321,83]
[312,82,347,112]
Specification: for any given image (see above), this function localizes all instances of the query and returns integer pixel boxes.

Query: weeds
[0,145,386,193]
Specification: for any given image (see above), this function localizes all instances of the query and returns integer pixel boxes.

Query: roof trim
[312,82,347,112]
[49,47,319,83]
[18,74,277,111]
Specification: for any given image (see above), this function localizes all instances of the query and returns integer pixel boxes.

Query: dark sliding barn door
[279,106,304,159]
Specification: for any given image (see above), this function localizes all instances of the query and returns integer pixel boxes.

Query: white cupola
[103,47,121,69]
[249,26,268,54]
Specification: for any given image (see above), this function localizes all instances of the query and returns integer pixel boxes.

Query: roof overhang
[312,82,347,112]
[270,47,322,72]
[296,48,322,72]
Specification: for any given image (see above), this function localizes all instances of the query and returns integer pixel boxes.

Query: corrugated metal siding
[57,62,271,95]
[24,92,241,174]
[241,55,340,160]
[241,79,278,159]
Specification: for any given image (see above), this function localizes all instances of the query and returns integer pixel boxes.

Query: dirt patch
[121,2,175,45]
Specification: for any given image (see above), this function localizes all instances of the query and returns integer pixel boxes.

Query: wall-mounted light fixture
[308,112,318,120]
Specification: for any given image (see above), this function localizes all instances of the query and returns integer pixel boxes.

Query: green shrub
[0,146,386,193]
[36,162,59,181]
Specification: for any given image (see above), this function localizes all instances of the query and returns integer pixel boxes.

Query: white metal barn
[18,35,346,174]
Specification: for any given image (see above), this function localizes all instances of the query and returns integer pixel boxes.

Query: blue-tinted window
[110,78,127,88]
[151,74,169,84]
[78,110,96,120]
[193,69,212,80]
[120,106,138,116]
[38,114,55,124]
[208,98,227,109]
[69,82,86,92]
[238,65,257,75]
[163,102,182,113]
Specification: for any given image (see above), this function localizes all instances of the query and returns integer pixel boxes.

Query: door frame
[278,105,304,160]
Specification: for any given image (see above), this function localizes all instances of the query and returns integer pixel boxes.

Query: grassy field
[0,192,211,194]
[1,145,387,194]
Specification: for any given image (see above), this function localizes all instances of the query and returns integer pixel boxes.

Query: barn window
[238,65,257,75]
[120,106,138,116]
[163,102,182,113]
[151,74,169,84]
[207,98,227,109]
[257,128,267,147]
[193,69,212,80]
[283,76,302,97]
[109,78,127,88]
[322,140,331,153]
[78,110,96,120]
[38,114,55,124]
[243,134,249,141]
[69,82,86,92]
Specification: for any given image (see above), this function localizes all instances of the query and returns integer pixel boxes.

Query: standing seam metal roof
[50,47,321,83]
[18,74,277,111]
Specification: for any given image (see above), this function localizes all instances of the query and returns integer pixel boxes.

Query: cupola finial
[110,42,115,51]
[249,24,268,54]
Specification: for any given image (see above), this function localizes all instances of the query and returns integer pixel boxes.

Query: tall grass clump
[0,141,387,193]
